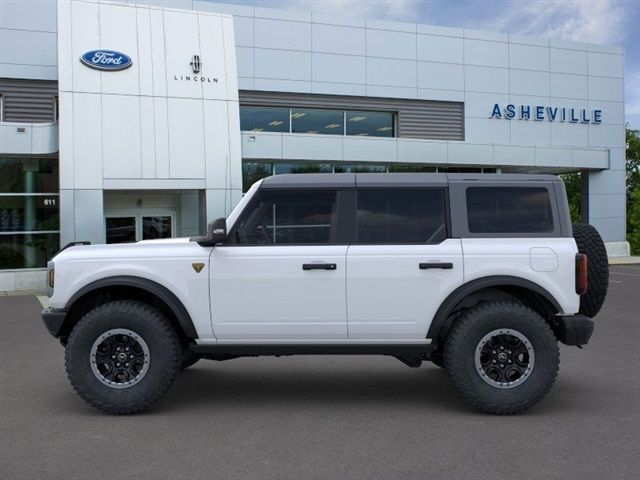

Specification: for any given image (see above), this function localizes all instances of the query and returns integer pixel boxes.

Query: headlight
[46,261,55,297]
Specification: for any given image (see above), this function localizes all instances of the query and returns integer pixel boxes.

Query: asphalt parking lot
[1,265,639,480]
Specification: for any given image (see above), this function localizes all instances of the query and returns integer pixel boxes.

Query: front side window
[466,187,554,234]
[234,190,338,245]
[356,189,447,244]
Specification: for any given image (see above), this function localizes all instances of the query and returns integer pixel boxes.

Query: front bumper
[41,307,68,338]
[555,314,594,346]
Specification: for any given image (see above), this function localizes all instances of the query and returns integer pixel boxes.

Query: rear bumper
[41,307,68,338]
[555,314,594,346]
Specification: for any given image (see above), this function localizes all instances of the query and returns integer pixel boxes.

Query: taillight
[575,253,588,295]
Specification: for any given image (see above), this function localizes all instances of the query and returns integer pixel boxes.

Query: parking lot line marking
[609,280,622,283]
[36,295,49,308]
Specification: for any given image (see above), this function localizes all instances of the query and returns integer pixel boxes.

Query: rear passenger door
[346,187,463,339]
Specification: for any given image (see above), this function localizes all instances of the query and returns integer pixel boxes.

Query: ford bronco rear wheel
[65,300,181,414]
[444,301,559,414]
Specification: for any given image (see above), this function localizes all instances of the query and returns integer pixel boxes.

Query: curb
[609,257,640,265]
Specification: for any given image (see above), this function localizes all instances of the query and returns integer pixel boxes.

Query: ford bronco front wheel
[444,301,559,414]
[65,300,181,414]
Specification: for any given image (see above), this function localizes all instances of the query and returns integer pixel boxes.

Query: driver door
[209,188,348,340]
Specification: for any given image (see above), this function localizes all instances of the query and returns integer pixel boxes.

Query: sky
[214,0,640,129]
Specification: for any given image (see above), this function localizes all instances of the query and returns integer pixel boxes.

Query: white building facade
[0,0,628,291]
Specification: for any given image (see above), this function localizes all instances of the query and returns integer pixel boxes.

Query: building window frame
[0,157,60,270]
[240,105,397,138]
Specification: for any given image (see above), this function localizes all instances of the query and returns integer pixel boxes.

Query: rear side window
[466,187,554,234]
[233,190,337,244]
[356,189,447,244]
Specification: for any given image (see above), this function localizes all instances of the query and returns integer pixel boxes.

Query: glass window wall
[274,163,332,175]
[242,163,273,192]
[241,162,500,193]
[239,106,395,138]
[291,109,343,135]
[0,157,59,270]
[0,196,59,232]
[346,111,394,137]
[388,164,437,173]
[334,164,387,173]
[0,233,59,269]
[0,158,58,193]
[239,107,289,133]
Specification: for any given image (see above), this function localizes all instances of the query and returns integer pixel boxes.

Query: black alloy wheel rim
[90,329,150,389]
[474,329,535,389]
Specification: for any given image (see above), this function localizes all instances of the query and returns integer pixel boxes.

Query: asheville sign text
[491,104,602,124]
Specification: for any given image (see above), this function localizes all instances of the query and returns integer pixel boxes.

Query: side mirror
[191,217,227,246]
[208,217,227,245]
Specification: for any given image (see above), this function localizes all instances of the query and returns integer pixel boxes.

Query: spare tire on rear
[572,223,609,317]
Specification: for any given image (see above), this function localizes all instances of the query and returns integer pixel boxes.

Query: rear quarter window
[466,187,554,234]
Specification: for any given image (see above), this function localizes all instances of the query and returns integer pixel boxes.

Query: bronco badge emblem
[192,263,205,273]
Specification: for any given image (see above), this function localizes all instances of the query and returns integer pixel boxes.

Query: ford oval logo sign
[80,50,132,71]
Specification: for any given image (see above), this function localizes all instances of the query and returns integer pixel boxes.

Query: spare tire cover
[572,223,609,317]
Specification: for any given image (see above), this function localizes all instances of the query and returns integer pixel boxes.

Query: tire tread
[572,223,609,317]
[444,301,559,415]
[65,300,181,415]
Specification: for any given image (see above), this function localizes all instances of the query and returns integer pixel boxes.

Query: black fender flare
[426,275,562,340]
[66,275,198,339]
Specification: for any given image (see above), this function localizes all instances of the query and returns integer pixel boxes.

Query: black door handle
[302,263,337,271]
[419,262,453,270]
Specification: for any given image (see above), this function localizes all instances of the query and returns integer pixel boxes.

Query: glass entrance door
[105,213,175,244]
[142,216,172,240]
[106,217,136,244]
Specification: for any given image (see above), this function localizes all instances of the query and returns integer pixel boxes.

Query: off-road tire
[65,300,181,414]
[572,223,609,317]
[180,348,200,370]
[444,301,560,414]
[430,351,444,368]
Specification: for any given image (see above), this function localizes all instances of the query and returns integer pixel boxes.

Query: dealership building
[0,0,628,290]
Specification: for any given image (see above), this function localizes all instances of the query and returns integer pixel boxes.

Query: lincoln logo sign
[491,104,602,124]
[80,50,132,71]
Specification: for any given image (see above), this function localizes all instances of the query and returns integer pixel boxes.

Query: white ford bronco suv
[41,173,608,415]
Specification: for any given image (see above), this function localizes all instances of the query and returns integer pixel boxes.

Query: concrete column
[59,189,104,245]
[205,188,243,224]
[585,147,629,255]
[179,191,201,237]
